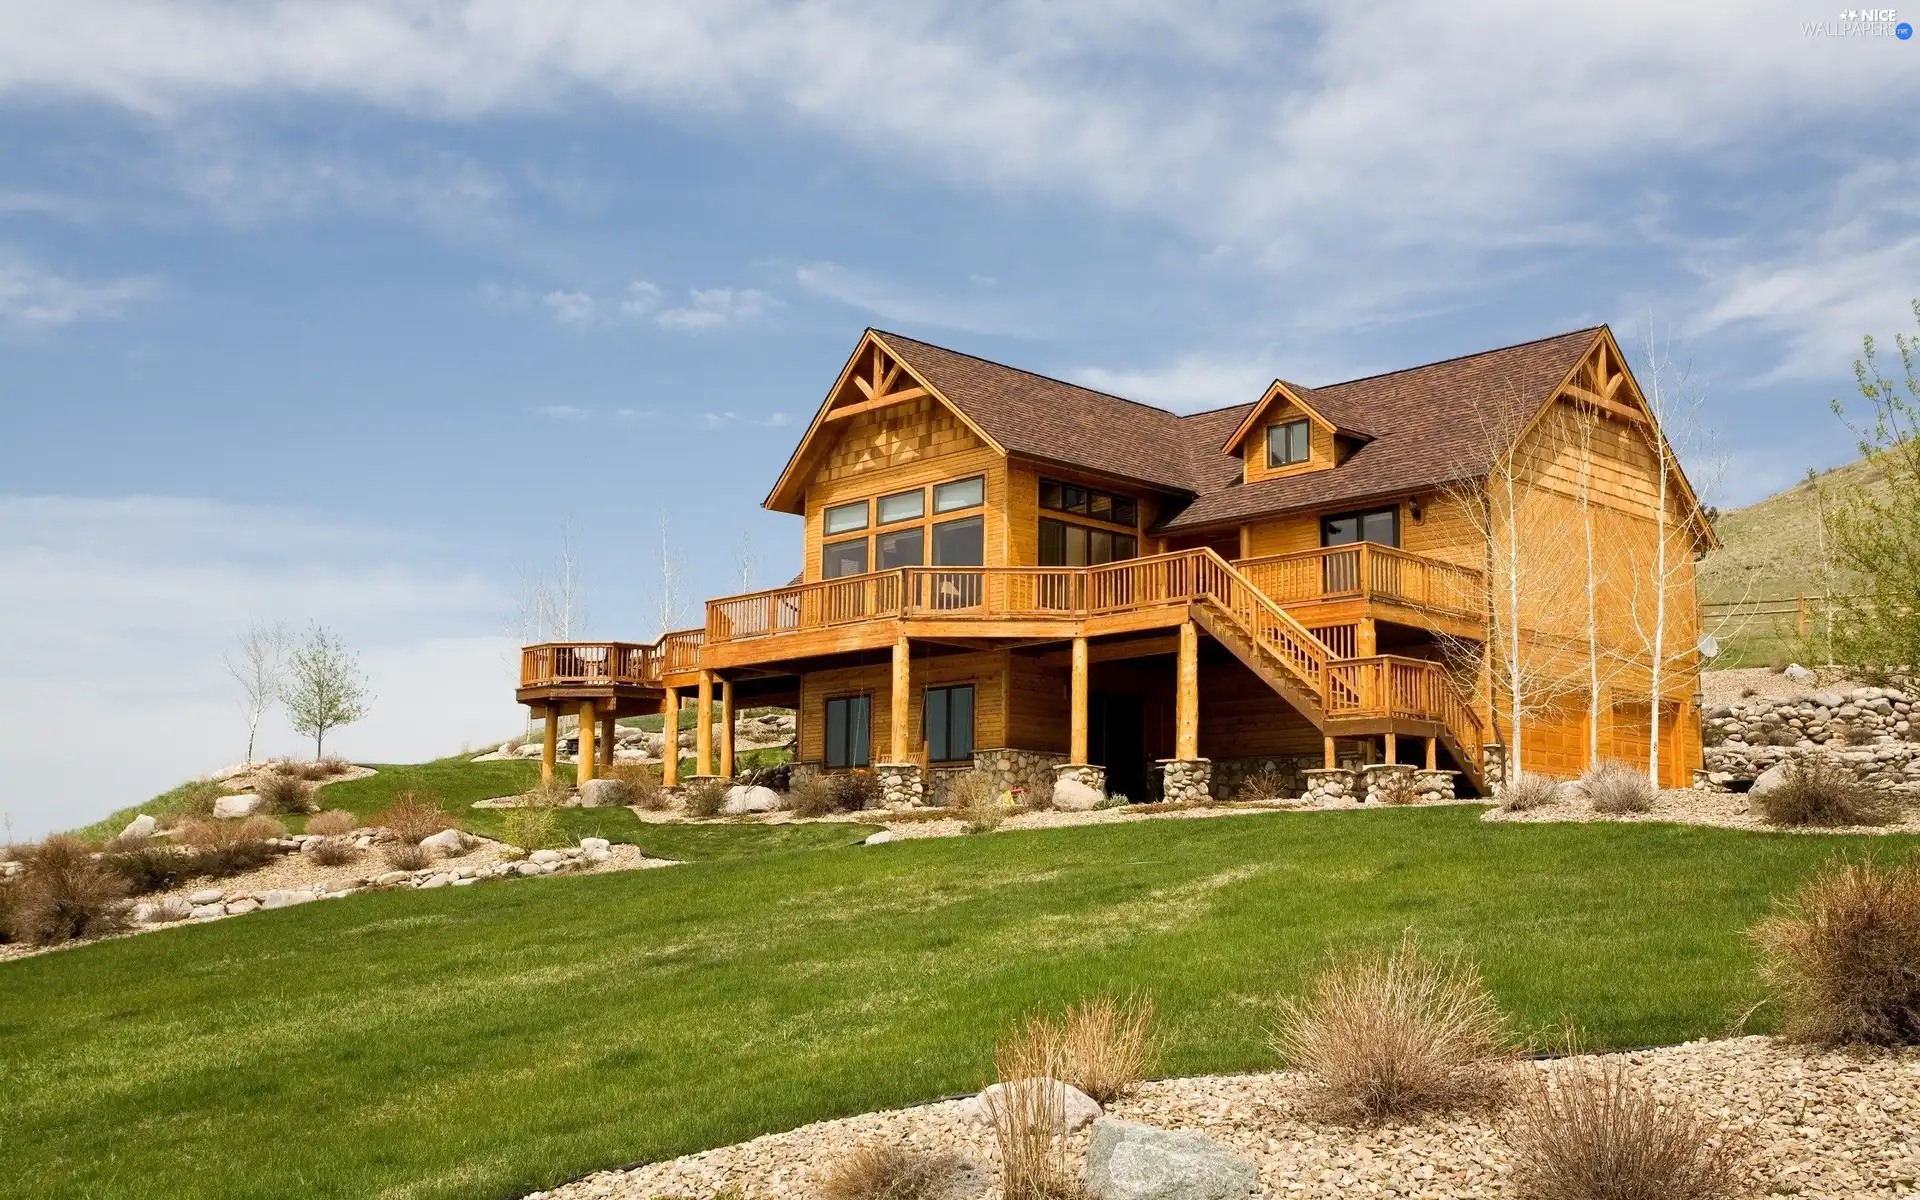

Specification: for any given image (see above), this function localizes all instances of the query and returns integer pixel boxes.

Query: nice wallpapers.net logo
[1804,8,1913,35]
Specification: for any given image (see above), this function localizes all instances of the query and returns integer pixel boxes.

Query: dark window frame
[876,526,925,569]
[932,475,985,514]
[1038,478,1139,528]
[822,537,870,578]
[823,499,870,535]
[1038,516,1139,566]
[876,487,925,526]
[1319,506,1401,549]
[1266,419,1312,468]
[824,693,872,769]
[930,514,986,566]
[923,683,976,764]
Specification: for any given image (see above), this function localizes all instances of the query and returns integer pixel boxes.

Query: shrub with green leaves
[499,804,561,852]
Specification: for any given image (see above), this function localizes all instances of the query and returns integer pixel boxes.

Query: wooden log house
[516,325,1715,803]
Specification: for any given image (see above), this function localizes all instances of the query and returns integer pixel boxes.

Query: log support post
[577,699,597,784]
[1426,735,1438,771]
[696,671,714,777]
[600,707,616,772]
[1384,730,1398,765]
[1069,636,1089,764]
[1324,734,1337,770]
[1356,617,1377,657]
[890,634,911,764]
[661,687,680,788]
[541,704,558,784]
[719,679,736,780]
[1176,620,1199,760]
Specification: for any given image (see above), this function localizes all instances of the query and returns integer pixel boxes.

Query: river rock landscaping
[1700,684,1919,796]
[528,1037,1920,1200]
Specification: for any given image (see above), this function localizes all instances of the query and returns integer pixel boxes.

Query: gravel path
[532,1037,1920,1200]
[1482,787,1920,836]
[1702,667,1868,708]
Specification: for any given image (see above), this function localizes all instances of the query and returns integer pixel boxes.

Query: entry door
[1089,693,1147,803]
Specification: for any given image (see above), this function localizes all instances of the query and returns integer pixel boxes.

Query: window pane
[850,695,870,766]
[932,516,984,565]
[926,687,949,762]
[823,538,869,578]
[1040,481,1064,512]
[1115,534,1138,560]
[949,685,974,760]
[1112,498,1138,526]
[1322,515,1360,546]
[877,489,924,525]
[1065,524,1089,566]
[1089,492,1113,520]
[877,528,924,569]
[826,699,848,768]
[1288,421,1310,463]
[1062,486,1088,514]
[1361,508,1398,547]
[1090,528,1115,564]
[824,500,868,534]
[1266,424,1285,467]
[933,476,984,513]
[1039,518,1066,566]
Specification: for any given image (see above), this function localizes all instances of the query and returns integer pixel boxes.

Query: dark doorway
[1089,692,1148,802]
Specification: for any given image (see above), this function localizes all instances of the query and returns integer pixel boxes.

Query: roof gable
[1221,379,1372,455]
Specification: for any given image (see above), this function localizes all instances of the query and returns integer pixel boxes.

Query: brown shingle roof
[874,325,1604,534]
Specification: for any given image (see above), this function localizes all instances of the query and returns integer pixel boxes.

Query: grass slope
[4,807,1913,1200]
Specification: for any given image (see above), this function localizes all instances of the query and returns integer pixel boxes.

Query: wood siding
[1243,397,1338,486]
[797,649,1009,764]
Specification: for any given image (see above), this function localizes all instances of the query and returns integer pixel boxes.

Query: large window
[824,499,869,535]
[933,475,985,513]
[924,684,975,763]
[825,694,871,768]
[877,527,924,569]
[1039,518,1138,566]
[823,538,869,578]
[1321,506,1400,548]
[877,488,924,525]
[1267,420,1311,468]
[1040,479,1138,527]
[931,515,984,566]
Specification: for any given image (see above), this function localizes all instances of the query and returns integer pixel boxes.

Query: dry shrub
[1499,772,1562,813]
[990,1017,1087,1200]
[817,1145,958,1200]
[1233,762,1292,803]
[171,780,226,819]
[369,792,460,843]
[1753,757,1895,828]
[605,760,668,810]
[1577,760,1654,815]
[1272,934,1512,1123]
[788,774,840,818]
[143,894,193,923]
[255,772,317,815]
[306,809,358,836]
[1752,858,1920,1046]
[684,777,732,819]
[1059,995,1155,1104]
[172,816,284,877]
[8,837,130,945]
[1372,771,1421,806]
[105,844,194,895]
[0,881,17,943]
[499,803,561,852]
[382,841,432,872]
[941,769,1004,834]
[833,770,882,812]
[1513,1057,1748,1200]
[310,836,359,866]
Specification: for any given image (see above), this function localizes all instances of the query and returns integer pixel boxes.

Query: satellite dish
[1697,634,1720,660]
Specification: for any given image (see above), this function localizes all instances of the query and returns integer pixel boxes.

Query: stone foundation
[788,761,824,791]
[1303,768,1359,804]
[1481,744,1508,789]
[1210,755,1314,801]
[1412,769,1459,803]
[1053,763,1107,792]
[1362,763,1418,804]
[1701,686,1919,796]
[1158,758,1213,804]
[971,748,1065,804]
[873,762,926,809]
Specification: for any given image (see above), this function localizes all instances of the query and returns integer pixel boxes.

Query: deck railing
[520,641,662,688]
[1234,543,1484,620]
[1325,655,1485,758]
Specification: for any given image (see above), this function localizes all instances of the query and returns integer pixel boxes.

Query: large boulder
[1751,761,1793,796]
[1083,1119,1260,1200]
[120,814,157,840]
[1054,777,1105,811]
[420,828,467,854]
[576,778,627,808]
[579,837,611,853]
[214,794,259,819]
[722,784,782,815]
[961,1079,1101,1131]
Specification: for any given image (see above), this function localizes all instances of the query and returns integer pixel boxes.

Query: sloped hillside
[1698,454,1889,606]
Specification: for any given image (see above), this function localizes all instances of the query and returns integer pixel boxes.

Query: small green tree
[1822,299,1920,681]
[285,624,371,758]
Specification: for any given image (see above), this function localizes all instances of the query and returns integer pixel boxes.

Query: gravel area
[1702,667,1867,708]
[1482,786,1920,835]
[531,1037,1920,1200]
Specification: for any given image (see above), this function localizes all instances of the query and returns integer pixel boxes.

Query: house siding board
[1199,659,1323,759]
[1242,398,1338,486]
[1006,652,1070,753]
[797,649,1010,765]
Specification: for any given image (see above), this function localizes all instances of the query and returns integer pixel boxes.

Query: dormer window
[1267,420,1311,468]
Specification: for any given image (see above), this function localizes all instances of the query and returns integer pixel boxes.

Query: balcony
[1233,543,1485,639]
[515,631,704,701]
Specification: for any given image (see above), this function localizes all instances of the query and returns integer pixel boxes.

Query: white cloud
[655,286,773,331]
[542,289,596,323]
[620,280,663,317]
[796,261,1028,336]
[1073,353,1284,414]
[0,254,157,328]
[534,403,591,420]
[0,495,522,839]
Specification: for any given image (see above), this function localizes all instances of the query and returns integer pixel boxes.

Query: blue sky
[2,1,1917,837]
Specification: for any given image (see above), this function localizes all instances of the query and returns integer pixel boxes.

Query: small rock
[579,836,611,853]
[1083,1118,1260,1200]
[120,814,157,839]
[584,848,612,864]
[260,890,314,910]
[576,778,627,808]
[516,861,545,877]
[1751,761,1792,796]
[373,870,411,886]
[224,898,260,915]
[722,784,783,815]
[420,828,466,854]
[190,904,225,920]
[1784,663,1814,680]
[214,794,259,818]
[188,888,226,905]
[963,1079,1101,1131]
[529,849,565,865]
[864,830,895,845]
[1053,778,1105,811]
[452,877,478,886]
[418,875,450,889]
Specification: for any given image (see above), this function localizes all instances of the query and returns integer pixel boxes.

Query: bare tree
[652,511,688,636]
[285,624,371,759]
[735,527,757,594]
[225,620,293,765]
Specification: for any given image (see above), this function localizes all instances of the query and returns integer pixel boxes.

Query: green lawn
[4,807,1915,1200]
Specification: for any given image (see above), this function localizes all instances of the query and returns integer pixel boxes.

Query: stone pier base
[1158,758,1213,805]
[1361,763,1418,804]
[873,762,926,809]
[1412,769,1459,803]
[1053,763,1107,791]
[1481,744,1508,789]
[1303,768,1359,804]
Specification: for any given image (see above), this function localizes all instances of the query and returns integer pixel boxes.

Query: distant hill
[1697,454,1892,665]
